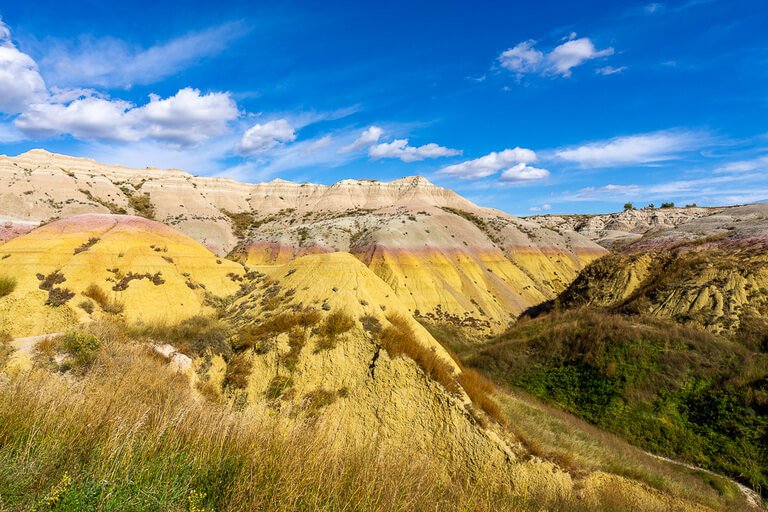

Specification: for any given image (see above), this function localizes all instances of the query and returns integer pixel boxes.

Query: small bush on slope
[83,283,124,314]
[469,307,768,496]
[130,315,233,358]
[0,275,15,298]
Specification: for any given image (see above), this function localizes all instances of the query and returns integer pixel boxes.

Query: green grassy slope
[466,308,768,496]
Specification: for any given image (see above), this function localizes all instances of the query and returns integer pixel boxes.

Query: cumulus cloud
[16,87,239,146]
[0,20,47,114]
[498,41,543,75]
[499,35,614,78]
[238,119,297,154]
[438,147,537,179]
[340,125,383,153]
[555,131,702,168]
[38,22,246,88]
[500,163,550,182]
[369,138,460,162]
[548,37,614,77]
[528,203,552,212]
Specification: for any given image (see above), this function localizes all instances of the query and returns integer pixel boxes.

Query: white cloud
[555,130,702,168]
[15,87,239,146]
[528,203,552,212]
[340,125,383,153]
[438,147,537,179]
[596,65,627,75]
[238,119,297,154]
[0,20,47,114]
[369,138,460,162]
[498,41,544,75]
[500,163,550,182]
[548,37,615,77]
[38,22,245,88]
[498,35,614,78]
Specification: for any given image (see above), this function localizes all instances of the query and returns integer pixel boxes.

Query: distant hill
[528,206,728,249]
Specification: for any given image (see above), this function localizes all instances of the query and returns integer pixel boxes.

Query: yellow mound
[221,252,513,469]
[0,214,243,336]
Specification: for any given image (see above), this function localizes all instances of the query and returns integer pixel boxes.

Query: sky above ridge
[0,0,766,215]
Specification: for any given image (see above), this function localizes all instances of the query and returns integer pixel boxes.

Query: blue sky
[0,0,766,214]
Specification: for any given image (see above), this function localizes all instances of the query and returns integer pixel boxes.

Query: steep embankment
[555,204,768,334]
[0,214,243,336]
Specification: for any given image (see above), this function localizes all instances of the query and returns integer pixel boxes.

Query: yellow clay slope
[0,214,243,336]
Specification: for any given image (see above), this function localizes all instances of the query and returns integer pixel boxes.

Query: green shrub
[127,192,155,219]
[73,237,100,255]
[46,287,75,307]
[78,300,95,314]
[470,308,768,495]
[59,331,101,372]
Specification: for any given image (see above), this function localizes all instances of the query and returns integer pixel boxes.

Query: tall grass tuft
[0,275,15,298]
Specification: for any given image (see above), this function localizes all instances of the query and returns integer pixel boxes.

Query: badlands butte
[0,149,766,511]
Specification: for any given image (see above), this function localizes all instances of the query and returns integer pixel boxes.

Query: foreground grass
[0,322,556,512]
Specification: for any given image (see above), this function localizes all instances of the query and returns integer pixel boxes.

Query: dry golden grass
[0,318,745,510]
[381,315,462,396]
[82,283,124,314]
[0,275,15,298]
[459,368,507,426]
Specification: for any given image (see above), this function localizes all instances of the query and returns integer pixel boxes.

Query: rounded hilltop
[0,213,243,336]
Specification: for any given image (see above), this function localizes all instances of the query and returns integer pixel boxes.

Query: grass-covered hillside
[467,308,768,497]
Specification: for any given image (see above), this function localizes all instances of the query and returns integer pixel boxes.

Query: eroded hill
[0,214,243,337]
[0,149,606,333]
[554,204,768,334]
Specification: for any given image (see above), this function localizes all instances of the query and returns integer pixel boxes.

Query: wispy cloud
[554,130,705,168]
[596,65,627,75]
[339,125,383,153]
[37,22,248,88]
